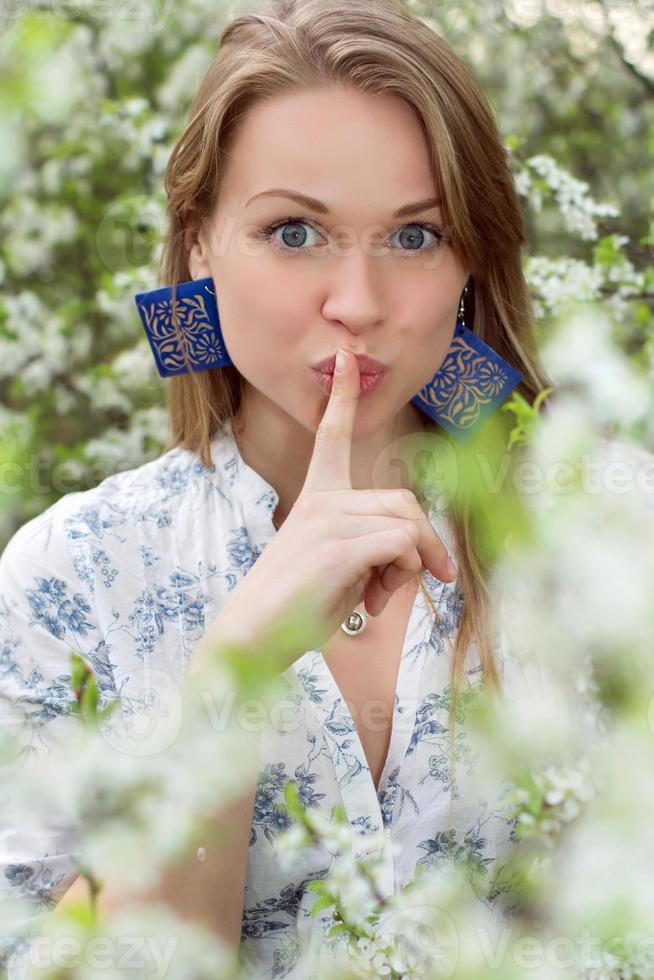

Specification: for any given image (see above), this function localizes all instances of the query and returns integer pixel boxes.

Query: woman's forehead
[218,88,441,219]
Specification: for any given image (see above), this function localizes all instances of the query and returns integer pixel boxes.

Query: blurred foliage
[0,0,652,549]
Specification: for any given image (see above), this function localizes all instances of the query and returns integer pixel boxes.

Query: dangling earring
[134,276,233,375]
[134,276,521,441]
[409,283,522,441]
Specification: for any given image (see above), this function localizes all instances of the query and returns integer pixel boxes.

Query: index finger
[302,348,361,494]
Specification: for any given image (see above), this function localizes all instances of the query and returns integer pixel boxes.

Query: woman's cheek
[408,323,454,385]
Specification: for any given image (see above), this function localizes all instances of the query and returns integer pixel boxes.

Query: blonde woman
[1,0,552,975]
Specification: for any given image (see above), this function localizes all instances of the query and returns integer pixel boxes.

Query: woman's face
[187,85,469,441]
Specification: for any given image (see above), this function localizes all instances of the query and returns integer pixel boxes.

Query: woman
[0,0,552,975]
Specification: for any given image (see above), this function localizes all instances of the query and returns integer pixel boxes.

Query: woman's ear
[184,223,212,280]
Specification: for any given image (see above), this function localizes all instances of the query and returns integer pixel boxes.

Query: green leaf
[70,651,89,693]
[283,780,300,806]
[97,699,121,724]
[80,674,100,724]
[310,894,336,917]
[331,803,347,825]
[68,652,121,730]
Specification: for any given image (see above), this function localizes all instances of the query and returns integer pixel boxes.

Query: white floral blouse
[1,416,547,978]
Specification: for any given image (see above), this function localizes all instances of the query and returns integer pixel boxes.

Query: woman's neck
[232,395,431,529]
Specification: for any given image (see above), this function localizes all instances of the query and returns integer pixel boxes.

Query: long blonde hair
[158,0,552,788]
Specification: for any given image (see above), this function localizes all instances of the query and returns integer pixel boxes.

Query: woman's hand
[207,348,456,664]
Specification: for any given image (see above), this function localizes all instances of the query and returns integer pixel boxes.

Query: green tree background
[0,0,652,549]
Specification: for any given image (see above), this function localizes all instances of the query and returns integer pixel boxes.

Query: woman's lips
[309,367,388,397]
[312,353,387,375]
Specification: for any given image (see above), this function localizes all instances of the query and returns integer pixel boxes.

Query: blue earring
[134,277,521,440]
[134,277,231,375]
[409,285,522,441]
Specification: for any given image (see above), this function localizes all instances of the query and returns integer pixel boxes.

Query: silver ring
[340,609,368,636]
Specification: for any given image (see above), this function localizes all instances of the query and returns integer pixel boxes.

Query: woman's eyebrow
[245,188,442,218]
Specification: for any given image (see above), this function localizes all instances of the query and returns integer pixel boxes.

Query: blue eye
[258,215,448,257]
[269,219,321,251]
[389,224,440,252]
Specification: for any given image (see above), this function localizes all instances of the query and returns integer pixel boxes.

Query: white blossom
[540,303,650,426]
[519,154,620,240]
[0,197,77,277]
[524,256,604,318]
[82,406,170,470]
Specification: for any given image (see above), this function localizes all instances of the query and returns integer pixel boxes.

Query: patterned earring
[134,276,522,440]
[409,285,523,441]
[134,276,232,375]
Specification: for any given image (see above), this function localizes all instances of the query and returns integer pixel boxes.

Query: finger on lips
[303,347,457,584]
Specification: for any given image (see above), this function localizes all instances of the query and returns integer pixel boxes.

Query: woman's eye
[269,220,322,250]
[388,224,441,252]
